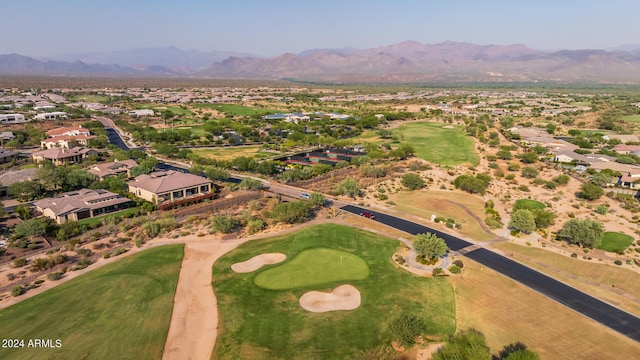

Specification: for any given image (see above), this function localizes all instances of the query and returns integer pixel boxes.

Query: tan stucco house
[128,170,213,204]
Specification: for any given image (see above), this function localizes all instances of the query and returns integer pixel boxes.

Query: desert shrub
[453,259,464,268]
[212,215,240,234]
[432,267,445,276]
[31,254,68,272]
[595,204,609,215]
[614,260,622,265]
[11,285,23,297]
[72,258,92,271]
[401,173,426,190]
[389,313,427,347]
[103,252,111,259]
[47,271,63,281]
[12,258,27,268]
[448,265,462,274]
[247,219,266,235]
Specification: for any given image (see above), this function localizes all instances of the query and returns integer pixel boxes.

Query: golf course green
[254,248,369,290]
[212,224,455,359]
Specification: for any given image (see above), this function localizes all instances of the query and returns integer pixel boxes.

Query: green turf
[0,245,184,360]
[76,207,140,228]
[598,232,634,252]
[622,115,640,123]
[514,199,546,210]
[192,103,280,117]
[254,248,369,290]
[212,224,455,359]
[392,122,478,166]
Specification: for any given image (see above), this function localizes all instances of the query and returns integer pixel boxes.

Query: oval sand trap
[231,253,286,273]
[299,284,361,313]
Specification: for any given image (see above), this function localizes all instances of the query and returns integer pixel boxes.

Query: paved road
[340,204,640,343]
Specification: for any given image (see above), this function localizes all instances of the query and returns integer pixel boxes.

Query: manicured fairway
[254,248,369,290]
[212,224,455,359]
[514,199,546,210]
[598,232,634,253]
[392,122,479,166]
[0,245,184,360]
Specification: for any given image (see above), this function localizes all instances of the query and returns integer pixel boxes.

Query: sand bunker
[231,253,286,273]
[442,125,454,129]
[299,284,361,313]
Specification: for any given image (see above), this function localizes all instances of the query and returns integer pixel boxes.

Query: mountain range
[4,41,640,83]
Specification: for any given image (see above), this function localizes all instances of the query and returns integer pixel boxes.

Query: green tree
[130,165,152,177]
[520,166,538,179]
[204,166,230,181]
[212,215,239,234]
[309,192,326,207]
[578,182,604,200]
[413,232,448,259]
[36,160,64,190]
[8,181,44,201]
[590,173,612,187]
[531,209,556,229]
[14,218,47,238]
[401,173,426,190]
[453,174,491,195]
[389,313,427,347]
[553,174,570,185]
[559,218,604,248]
[432,328,492,360]
[14,204,31,220]
[496,149,512,160]
[63,169,97,191]
[238,178,263,190]
[509,209,536,234]
[335,178,360,198]
[499,342,539,360]
[270,201,310,224]
[519,152,538,164]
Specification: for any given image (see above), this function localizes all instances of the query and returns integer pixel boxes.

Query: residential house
[613,144,640,155]
[0,131,15,142]
[47,126,91,138]
[0,114,26,124]
[33,111,68,120]
[88,159,138,180]
[619,171,640,189]
[553,151,590,164]
[40,135,96,149]
[128,109,155,117]
[0,149,18,163]
[128,170,213,204]
[32,147,98,166]
[34,189,131,224]
[0,168,38,196]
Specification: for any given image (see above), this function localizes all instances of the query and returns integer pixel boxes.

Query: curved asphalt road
[341,204,640,343]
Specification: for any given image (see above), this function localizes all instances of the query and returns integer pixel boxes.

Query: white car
[300,193,310,199]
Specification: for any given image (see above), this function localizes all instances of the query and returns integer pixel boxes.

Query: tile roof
[128,170,211,194]
[47,126,91,137]
[33,189,131,217]
[88,159,138,177]
[0,168,38,186]
[32,147,95,159]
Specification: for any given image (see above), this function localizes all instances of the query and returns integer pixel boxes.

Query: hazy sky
[2,0,638,57]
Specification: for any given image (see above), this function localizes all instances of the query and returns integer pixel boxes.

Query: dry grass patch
[390,190,494,241]
[191,146,277,160]
[451,257,640,359]
[492,242,640,316]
